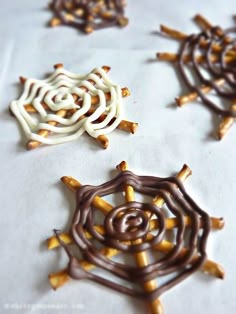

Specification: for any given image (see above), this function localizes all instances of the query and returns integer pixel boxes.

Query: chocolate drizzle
[177,25,236,117]
[55,169,211,301]
[49,0,128,33]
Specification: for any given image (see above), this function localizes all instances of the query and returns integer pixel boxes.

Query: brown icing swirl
[177,25,236,117]
[49,0,128,33]
[55,170,211,301]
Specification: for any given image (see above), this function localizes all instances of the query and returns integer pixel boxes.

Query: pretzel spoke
[159,24,230,54]
[175,78,225,107]
[160,24,188,40]
[49,246,119,290]
[48,214,224,250]
[26,65,111,150]
[48,233,73,249]
[194,14,214,31]
[48,233,224,290]
[60,176,81,192]
[153,164,191,207]
[49,0,128,33]
[86,109,138,134]
[150,238,225,279]
[194,14,231,44]
[157,15,236,141]
[217,104,236,140]
[150,216,224,231]
[157,52,236,64]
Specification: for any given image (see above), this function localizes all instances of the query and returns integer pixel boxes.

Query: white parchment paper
[0,1,236,313]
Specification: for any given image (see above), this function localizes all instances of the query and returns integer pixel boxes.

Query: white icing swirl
[10,67,123,145]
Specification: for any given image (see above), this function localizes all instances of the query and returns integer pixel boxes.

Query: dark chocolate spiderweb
[49,162,224,309]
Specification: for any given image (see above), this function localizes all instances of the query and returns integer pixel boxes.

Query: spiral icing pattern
[56,170,211,301]
[10,66,123,145]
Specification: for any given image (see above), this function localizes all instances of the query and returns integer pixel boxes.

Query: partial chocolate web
[49,0,128,34]
[178,27,236,117]
[48,162,224,313]
[157,14,236,140]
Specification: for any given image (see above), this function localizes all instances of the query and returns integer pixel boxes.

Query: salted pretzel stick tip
[157,52,236,64]
[194,14,213,31]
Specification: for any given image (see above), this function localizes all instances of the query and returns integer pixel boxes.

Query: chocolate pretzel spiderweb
[47,161,224,313]
[49,0,128,34]
[157,14,236,140]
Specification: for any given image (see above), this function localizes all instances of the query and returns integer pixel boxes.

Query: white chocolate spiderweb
[10,66,124,145]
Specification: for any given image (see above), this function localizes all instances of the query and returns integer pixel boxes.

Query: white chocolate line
[10,67,124,145]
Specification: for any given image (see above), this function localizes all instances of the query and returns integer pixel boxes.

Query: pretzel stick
[48,215,224,250]
[116,120,138,133]
[86,110,138,134]
[24,87,130,113]
[152,164,191,210]
[50,18,61,27]
[61,165,224,235]
[175,78,225,107]
[48,231,224,274]
[49,226,224,290]
[194,14,215,32]
[50,12,75,27]
[24,105,138,135]
[60,176,113,214]
[217,104,236,140]
[62,86,131,116]
[49,246,119,290]
[194,14,231,44]
[160,25,232,54]
[156,52,236,64]
[151,164,224,280]
[152,238,225,279]
[117,161,164,314]
[151,215,224,230]
[27,64,111,150]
